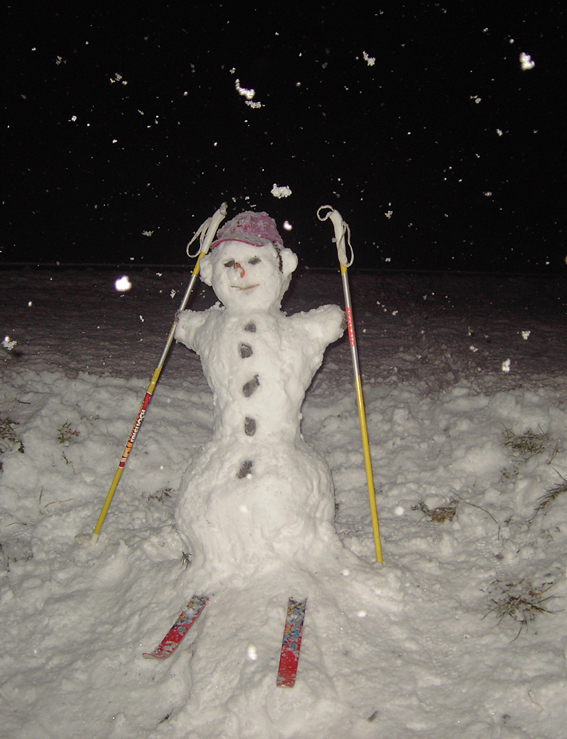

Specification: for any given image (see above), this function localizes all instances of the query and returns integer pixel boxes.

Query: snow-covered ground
[1,266,567,738]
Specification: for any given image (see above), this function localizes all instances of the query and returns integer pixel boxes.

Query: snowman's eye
[224,259,235,268]
[248,256,261,265]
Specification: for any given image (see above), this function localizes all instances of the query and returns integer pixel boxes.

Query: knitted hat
[211,211,283,249]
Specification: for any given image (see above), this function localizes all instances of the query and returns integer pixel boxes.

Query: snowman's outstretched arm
[291,304,345,352]
[175,308,212,353]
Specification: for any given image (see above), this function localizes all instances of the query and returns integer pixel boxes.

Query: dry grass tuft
[502,427,549,456]
[148,487,172,503]
[0,417,24,454]
[533,477,567,518]
[57,421,80,445]
[485,578,558,641]
[412,500,458,522]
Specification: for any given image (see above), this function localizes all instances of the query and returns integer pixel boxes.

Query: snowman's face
[200,240,298,313]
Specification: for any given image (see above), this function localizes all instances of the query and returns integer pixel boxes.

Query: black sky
[2,2,566,271]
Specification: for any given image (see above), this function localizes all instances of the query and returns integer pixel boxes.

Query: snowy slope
[1,267,567,738]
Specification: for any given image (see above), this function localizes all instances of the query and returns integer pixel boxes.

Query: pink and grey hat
[211,211,283,249]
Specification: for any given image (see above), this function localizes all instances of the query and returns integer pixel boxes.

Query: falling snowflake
[235,79,263,108]
[141,230,154,237]
[2,336,17,351]
[501,359,511,373]
[110,73,128,85]
[362,51,376,67]
[519,52,535,71]
[114,276,132,292]
[271,184,292,199]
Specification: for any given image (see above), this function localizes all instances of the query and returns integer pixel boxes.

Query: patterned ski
[276,597,307,687]
[143,595,209,659]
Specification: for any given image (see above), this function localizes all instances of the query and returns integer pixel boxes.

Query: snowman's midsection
[179,441,335,549]
[184,438,332,503]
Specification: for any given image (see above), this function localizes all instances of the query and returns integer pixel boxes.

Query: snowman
[175,211,345,586]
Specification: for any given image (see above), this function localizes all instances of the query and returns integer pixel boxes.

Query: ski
[276,597,307,687]
[143,594,209,659]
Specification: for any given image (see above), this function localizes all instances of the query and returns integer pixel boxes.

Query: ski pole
[317,205,383,563]
[89,202,228,545]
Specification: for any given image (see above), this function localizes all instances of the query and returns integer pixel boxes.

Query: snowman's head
[200,212,298,313]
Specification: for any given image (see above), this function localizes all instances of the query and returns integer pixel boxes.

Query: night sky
[2,2,566,272]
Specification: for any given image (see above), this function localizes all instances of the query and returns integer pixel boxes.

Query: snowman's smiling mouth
[231,284,260,291]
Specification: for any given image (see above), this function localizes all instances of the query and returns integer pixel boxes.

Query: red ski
[143,595,208,659]
[276,597,307,687]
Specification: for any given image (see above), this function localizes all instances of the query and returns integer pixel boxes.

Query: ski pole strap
[186,202,228,258]
[316,205,354,268]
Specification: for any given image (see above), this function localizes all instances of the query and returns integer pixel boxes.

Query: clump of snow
[1,267,567,738]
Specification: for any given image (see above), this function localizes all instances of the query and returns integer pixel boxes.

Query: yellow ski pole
[317,205,383,563]
[89,202,227,545]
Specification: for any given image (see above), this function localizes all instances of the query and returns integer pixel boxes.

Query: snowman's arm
[290,304,345,350]
[175,308,212,352]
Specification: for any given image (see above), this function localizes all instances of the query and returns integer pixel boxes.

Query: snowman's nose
[233,262,246,278]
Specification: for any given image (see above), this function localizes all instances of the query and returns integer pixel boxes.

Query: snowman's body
[175,226,344,582]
